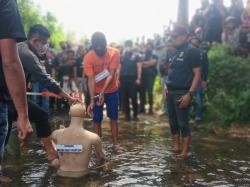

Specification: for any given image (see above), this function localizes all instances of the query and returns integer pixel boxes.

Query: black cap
[171,25,188,37]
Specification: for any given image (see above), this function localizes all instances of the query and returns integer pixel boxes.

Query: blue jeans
[195,86,203,121]
[0,102,8,176]
[32,82,50,114]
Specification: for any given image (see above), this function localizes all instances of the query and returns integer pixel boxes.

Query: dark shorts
[93,90,119,124]
[166,89,191,137]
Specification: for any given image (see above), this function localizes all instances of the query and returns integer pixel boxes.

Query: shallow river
[3,114,250,187]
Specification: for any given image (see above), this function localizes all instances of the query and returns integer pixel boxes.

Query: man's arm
[0,39,33,141]
[141,59,157,68]
[189,67,201,92]
[86,75,96,115]
[99,69,116,95]
[179,67,201,109]
[19,48,75,102]
[136,62,142,85]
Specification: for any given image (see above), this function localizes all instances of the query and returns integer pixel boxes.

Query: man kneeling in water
[52,103,105,178]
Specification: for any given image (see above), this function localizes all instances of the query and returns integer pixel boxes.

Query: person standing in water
[84,32,121,150]
[166,25,201,159]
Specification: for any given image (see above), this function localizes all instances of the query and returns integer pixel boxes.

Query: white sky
[32,0,233,43]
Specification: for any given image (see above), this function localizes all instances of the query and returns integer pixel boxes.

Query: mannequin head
[69,103,85,118]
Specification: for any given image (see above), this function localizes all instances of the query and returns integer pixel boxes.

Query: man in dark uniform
[139,42,158,114]
[166,25,201,159]
[0,0,34,182]
[120,40,142,121]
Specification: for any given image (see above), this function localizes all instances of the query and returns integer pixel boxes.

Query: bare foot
[0,175,12,183]
[172,146,181,154]
[113,144,125,152]
[175,154,189,160]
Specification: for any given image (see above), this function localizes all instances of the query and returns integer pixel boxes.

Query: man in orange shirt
[84,32,120,149]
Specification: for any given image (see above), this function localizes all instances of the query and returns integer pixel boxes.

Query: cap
[225,16,237,24]
[171,25,188,37]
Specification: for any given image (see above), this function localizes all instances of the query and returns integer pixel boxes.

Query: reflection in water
[3,114,250,187]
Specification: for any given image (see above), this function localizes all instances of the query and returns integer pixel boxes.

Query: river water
[3,114,250,187]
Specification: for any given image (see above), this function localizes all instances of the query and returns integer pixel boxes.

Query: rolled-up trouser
[166,89,191,137]
[8,100,51,139]
[0,101,8,176]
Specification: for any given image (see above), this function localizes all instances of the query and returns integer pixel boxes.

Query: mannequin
[52,103,105,178]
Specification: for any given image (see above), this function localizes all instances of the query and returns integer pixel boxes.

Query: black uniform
[166,43,201,137]
[140,50,158,113]
[120,51,140,120]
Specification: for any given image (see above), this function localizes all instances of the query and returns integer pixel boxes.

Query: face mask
[124,47,132,53]
[94,48,106,56]
[36,43,49,55]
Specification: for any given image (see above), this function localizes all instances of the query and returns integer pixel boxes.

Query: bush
[205,46,250,126]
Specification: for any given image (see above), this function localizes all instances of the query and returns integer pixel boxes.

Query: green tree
[17,0,66,50]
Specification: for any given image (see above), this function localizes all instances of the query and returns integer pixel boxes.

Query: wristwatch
[187,91,194,97]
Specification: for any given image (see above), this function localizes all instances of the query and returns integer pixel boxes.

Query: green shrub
[206,46,250,126]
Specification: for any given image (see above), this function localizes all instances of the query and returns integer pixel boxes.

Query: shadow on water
[2,113,250,187]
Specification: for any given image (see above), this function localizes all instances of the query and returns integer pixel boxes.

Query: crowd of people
[190,0,250,57]
[0,0,248,182]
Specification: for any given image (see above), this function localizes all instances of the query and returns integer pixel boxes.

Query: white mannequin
[52,103,105,178]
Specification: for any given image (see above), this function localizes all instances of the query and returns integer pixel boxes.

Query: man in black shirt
[0,0,33,182]
[120,40,142,121]
[139,43,158,114]
[166,25,201,159]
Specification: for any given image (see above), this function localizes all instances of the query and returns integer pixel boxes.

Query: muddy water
[2,114,250,187]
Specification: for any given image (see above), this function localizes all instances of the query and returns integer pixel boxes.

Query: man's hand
[97,94,104,106]
[178,94,192,109]
[135,79,141,86]
[16,117,33,146]
[201,81,208,90]
[87,102,94,116]
[60,91,81,105]
[67,96,81,105]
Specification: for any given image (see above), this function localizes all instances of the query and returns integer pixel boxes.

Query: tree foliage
[17,0,66,50]
[206,46,250,125]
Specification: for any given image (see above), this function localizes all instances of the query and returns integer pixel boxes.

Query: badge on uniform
[56,144,83,153]
[95,70,110,83]
[179,52,184,58]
